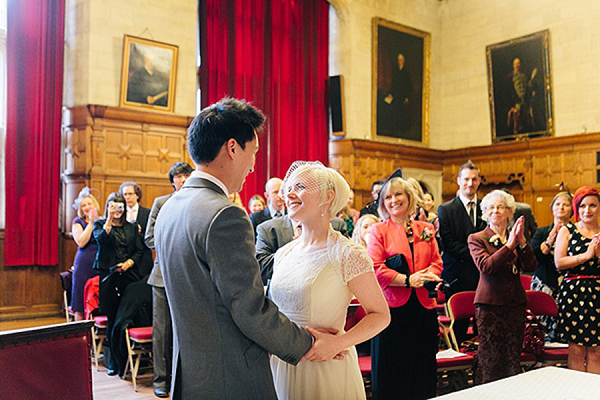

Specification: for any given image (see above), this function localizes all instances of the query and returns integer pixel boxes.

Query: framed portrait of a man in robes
[486,30,553,143]
[119,35,179,113]
[372,18,430,146]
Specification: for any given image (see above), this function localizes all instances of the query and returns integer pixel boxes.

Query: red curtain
[5,0,65,266]
[199,0,329,206]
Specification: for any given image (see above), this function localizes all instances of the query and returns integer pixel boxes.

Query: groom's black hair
[188,97,266,165]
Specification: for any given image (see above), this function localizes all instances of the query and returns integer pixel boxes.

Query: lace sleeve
[338,239,374,283]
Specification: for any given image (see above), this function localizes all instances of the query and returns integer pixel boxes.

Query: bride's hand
[302,326,346,362]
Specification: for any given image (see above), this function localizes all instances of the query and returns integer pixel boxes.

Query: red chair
[446,292,476,352]
[520,275,533,291]
[91,315,107,371]
[123,326,153,392]
[526,290,568,366]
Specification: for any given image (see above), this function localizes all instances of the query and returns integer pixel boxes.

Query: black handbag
[385,254,410,275]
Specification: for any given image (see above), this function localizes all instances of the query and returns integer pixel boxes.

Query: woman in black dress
[93,192,144,375]
[555,186,600,373]
[530,191,572,341]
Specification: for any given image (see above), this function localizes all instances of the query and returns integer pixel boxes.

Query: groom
[155,98,322,399]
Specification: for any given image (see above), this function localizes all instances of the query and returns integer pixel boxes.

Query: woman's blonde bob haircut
[77,195,101,219]
[282,162,350,219]
[377,178,418,221]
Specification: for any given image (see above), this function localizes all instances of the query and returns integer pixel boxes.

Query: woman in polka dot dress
[555,186,600,374]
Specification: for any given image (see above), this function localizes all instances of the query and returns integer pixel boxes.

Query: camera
[110,201,124,212]
[423,279,455,298]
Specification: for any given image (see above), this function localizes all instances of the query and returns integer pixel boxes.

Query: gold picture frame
[372,18,430,147]
[119,35,179,113]
[486,30,553,143]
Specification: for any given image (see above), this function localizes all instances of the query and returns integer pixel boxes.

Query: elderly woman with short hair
[367,177,443,400]
[468,189,537,384]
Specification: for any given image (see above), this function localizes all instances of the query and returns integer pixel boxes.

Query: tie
[468,201,475,226]
[274,211,282,218]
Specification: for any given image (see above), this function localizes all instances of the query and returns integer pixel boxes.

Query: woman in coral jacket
[468,190,537,384]
[367,177,443,400]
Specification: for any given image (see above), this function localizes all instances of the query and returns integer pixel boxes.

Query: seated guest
[93,192,144,376]
[119,181,153,278]
[367,177,443,399]
[530,190,572,341]
[145,161,193,398]
[248,194,266,214]
[337,203,356,237]
[249,177,285,238]
[554,186,600,373]
[468,190,537,384]
[255,214,348,285]
[352,214,379,248]
[71,187,101,321]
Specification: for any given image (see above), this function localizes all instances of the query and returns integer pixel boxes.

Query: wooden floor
[0,316,165,399]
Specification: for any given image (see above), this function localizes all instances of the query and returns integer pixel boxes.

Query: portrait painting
[372,18,430,146]
[486,30,553,142]
[119,35,179,113]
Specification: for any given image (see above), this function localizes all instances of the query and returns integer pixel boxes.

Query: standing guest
[347,189,361,223]
[119,181,153,278]
[530,191,573,341]
[352,214,379,248]
[270,161,390,399]
[70,187,101,321]
[93,192,144,376]
[407,177,428,222]
[249,177,285,237]
[423,192,437,222]
[154,98,338,399]
[337,203,356,237]
[502,189,538,242]
[555,186,600,374]
[468,190,537,384]
[438,160,486,346]
[248,194,266,214]
[255,214,348,286]
[229,192,246,211]
[145,162,193,398]
[360,180,385,218]
[367,177,443,400]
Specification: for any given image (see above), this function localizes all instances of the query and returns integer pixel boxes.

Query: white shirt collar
[459,194,477,208]
[269,206,284,219]
[191,170,229,197]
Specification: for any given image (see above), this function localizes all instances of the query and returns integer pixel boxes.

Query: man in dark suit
[437,160,486,346]
[144,162,193,398]
[255,215,348,285]
[120,181,153,278]
[249,177,285,238]
[154,98,336,400]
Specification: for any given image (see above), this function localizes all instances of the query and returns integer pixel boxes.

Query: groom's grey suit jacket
[155,177,312,400]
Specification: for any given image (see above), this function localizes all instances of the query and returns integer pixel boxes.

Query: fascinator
[72,187,99,210]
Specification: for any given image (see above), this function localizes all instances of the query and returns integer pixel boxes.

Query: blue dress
[70,217,99,312]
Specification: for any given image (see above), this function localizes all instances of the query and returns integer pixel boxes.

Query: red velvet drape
[199,0,329,207]
[5,0,65,266]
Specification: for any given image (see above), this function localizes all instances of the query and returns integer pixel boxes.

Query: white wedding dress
[270,228,373,400]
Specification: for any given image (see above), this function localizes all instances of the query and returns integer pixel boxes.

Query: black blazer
[438,197,487,292]
[93,218,145,278]
[135,206,153,278]
[531,225,561,291]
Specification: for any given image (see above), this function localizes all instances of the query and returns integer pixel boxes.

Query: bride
[269,161,390,400]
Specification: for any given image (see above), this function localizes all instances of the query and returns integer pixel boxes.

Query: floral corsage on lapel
[420,227,433,242]
[487,234,503,248]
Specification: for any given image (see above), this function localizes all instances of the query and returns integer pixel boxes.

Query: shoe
[106,368,117,376]
[154,387,169,398]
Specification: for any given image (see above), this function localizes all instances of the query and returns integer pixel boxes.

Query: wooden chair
[59,270,75,322]
[526,290,568,366]
[91,315,107,371]
[123,326,153,392]
[446,291,476,352]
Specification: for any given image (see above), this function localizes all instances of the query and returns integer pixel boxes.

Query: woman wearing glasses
[468,190,537,384]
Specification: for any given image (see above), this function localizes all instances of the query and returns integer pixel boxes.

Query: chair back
[526,290,558,317]
[447,291,476,321]
[520,274,533,291]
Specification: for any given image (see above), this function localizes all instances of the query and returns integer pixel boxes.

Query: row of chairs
[353,287,568,396]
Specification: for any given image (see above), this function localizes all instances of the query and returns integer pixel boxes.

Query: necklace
[404,221,413,238]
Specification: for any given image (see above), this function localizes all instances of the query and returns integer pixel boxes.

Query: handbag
[522,310,545,355]
[385,254,410,275]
